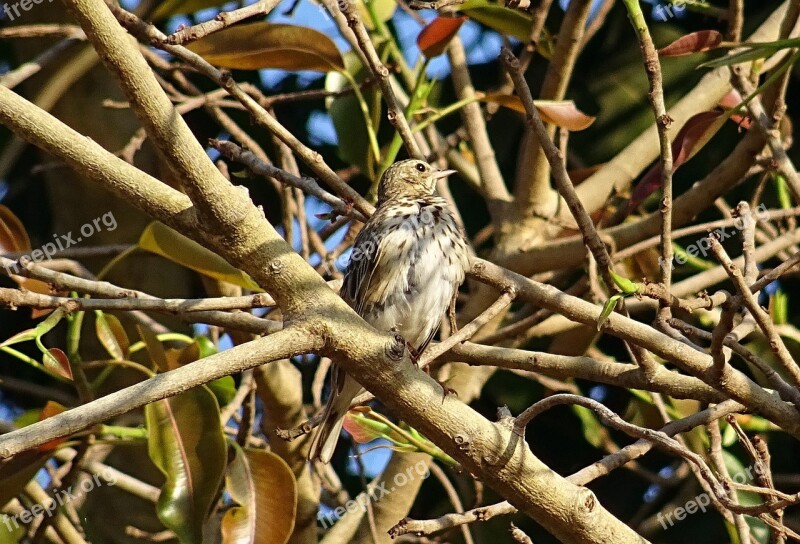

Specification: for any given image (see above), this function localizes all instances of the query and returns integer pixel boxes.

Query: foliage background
[1,0,799,543]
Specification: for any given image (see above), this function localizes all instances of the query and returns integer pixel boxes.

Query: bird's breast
[361,200,468,348]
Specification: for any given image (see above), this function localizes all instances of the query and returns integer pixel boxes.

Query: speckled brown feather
[310,160,470,463]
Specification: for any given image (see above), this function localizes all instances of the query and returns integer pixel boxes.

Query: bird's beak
[432,169,457,180]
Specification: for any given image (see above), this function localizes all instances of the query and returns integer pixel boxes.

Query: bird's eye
[415,162,427,173]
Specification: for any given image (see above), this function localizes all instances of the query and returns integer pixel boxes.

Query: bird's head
[376,159,455,203]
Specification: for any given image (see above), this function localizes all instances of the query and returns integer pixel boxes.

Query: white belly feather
[357,199,468,350]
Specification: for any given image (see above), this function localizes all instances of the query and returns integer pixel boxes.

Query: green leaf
[343,409,458,466]
[0,514,26,543]
[0,308,66,349]
[138,222,261,292]
[325,52,373,172]
[700,44,782,69]
[185,22,345,72]
[209,376,236,408]
[571,405,605,448]
[457,0,532,41]
[770,290,788,325]
[194,336,218,359]
[358,0,396,30]
[146,386,227,543]
[597,294,623,329]
[95,311,129,361]
[137,324,171,373]
[609,270,640,295]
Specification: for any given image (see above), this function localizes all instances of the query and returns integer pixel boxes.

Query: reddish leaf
[43,348,73,381]
[417,16,467,58]
[37,400,67,451]
[628,111,726,211]
[342,411,386,444]
[658,30,722,57]
[477,94,596,131]
[718,89,752,129]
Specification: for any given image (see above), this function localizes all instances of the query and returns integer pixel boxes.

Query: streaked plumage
[309,159,470,463]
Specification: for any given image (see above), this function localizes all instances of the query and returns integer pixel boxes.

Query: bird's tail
[309,369,363,463]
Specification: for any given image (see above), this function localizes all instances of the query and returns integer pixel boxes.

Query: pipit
[309,159,470,463]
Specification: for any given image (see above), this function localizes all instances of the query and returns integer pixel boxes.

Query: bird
[309,159,470,463]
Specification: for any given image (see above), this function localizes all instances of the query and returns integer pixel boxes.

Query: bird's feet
[421,365,458,402]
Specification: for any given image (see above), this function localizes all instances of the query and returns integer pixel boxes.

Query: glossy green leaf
[209,376,237,408]
[609,270,639,295]
[146,386,227,544]
[457,0,532,41]
[222,443,297,544]
[185,22,345,72]
[138,222,261,292]
[95,311,129,361]
[194,336,218,359]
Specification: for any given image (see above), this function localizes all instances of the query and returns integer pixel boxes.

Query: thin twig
[389,501,517,538]
[708,236,800,388]
[163,0,279,45]
[621,0,675,313]
[501,49,616,291]
[336,0,422,159]
[419,289,516,368]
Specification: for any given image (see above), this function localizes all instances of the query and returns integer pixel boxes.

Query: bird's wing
[340,221,380,313]
[342,209,414,316]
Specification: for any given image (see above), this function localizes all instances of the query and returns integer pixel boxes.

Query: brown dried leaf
[186,22,345,72]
